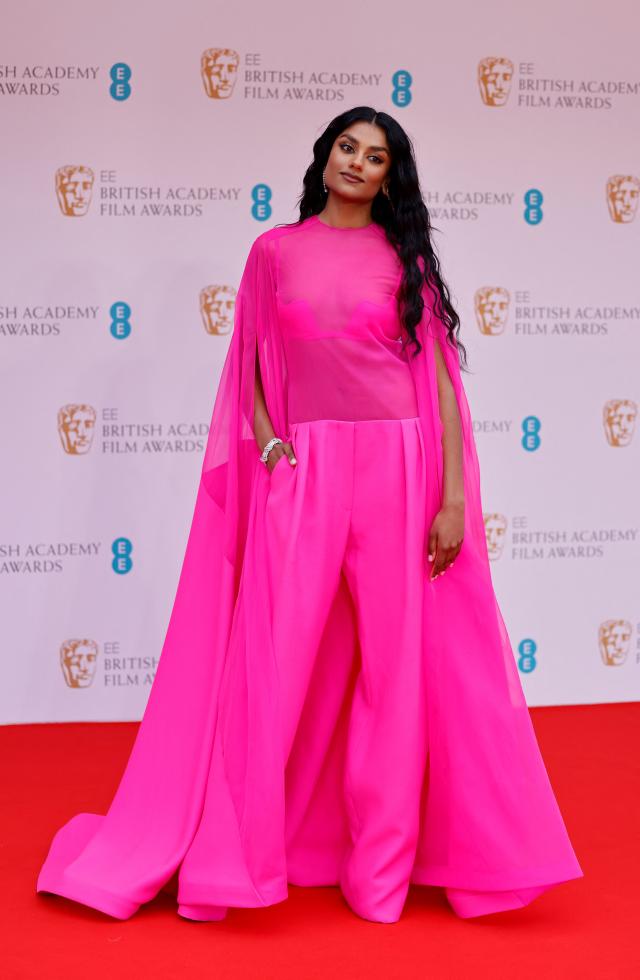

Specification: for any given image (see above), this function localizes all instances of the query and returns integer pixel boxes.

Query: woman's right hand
[266,441,297,474]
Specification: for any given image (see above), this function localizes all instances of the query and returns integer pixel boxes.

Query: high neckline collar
[310,213,379,232]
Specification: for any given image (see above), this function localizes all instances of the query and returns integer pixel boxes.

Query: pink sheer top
[274,213,419,423]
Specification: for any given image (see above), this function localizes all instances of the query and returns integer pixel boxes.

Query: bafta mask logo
[475,286,510,335]
[199,284,237,335]
[606,175,640,223]
[478,57,514,107]
[484,512,508,560]
[603,399,637,447]
[60,638,99,688]
[201,48,240,99]
[55,165,95,216]
[598,619,632,666]
[58,404,97,455]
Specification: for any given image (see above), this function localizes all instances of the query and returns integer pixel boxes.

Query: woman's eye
[340,143,383,165]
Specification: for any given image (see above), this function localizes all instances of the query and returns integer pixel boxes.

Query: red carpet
[2,704,639,979]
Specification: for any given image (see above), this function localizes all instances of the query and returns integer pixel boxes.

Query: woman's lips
[340,172,364,184]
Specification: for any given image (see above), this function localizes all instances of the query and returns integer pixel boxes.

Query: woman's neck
[317,199,373,229]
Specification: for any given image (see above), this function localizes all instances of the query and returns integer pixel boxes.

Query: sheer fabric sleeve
[418,273,490,570]
[200,231,290,570]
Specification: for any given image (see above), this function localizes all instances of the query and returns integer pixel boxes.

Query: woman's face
[324,120,392,202]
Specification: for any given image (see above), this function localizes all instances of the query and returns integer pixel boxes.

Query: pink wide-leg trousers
[266,417,429,922]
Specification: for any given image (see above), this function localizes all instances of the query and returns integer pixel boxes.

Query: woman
[37,106,583,925]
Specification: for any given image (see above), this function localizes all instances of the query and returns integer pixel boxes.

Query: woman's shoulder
[251,218,307,248]
[246,219,310,267]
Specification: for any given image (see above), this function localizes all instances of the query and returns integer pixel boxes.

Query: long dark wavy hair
[288,106,468,370]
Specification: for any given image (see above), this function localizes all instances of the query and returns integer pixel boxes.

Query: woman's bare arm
[253,349,276,453]
[427,339,465,577]
[253,349,296,471]
[434,340,464,509]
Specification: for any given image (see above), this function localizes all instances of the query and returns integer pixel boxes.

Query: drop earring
[322,169,328,194]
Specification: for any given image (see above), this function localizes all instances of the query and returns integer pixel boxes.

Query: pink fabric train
[37,214,583,922]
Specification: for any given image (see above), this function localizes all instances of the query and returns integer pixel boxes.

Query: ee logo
[392,69,412,107]
[252,184,272,221]
[110,301,131,340]
[521,415,541,451]
[112,538,133,574]
[524,188,543,225]
[518,638,537,673]
[109,63,132,101]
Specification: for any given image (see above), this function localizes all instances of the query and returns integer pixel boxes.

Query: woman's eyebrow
[339,132,389,154]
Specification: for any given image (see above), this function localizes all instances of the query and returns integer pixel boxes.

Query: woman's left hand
[427,502,465,579]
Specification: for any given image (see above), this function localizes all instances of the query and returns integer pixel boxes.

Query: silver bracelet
[259,436,283,465]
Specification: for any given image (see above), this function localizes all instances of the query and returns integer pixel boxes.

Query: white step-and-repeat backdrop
[2,1,638,723]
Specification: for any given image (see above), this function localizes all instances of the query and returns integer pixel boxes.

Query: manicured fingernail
[290,457,297,465]
[428,553,434,561]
